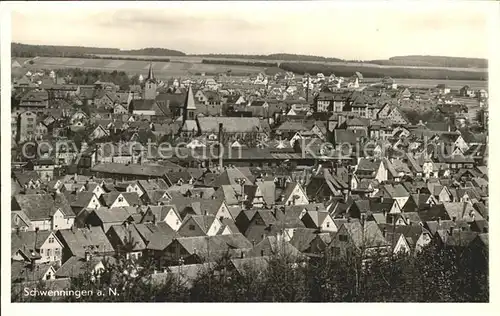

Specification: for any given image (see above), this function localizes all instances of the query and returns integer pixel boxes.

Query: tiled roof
[198,117,264,133]
[57,227,114,257]
[14,193,74,221]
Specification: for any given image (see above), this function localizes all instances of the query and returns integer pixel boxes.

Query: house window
[47,249,53,257]
[118,197,124,202]
[55,248,61,257]
[48,237,54,243]
[189,224,195,231]
[339,235,348,242]
[326,222,330,228]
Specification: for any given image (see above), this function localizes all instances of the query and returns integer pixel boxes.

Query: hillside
[367,55,487,69]
[278,62,487,81]
[11,43,186,58]
[195,53,343,62]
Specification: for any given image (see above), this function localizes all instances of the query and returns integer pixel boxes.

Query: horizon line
[11,41,488,62]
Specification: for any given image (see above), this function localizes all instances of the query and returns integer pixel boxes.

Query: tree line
[12,43,185,58]
[85,55,171,62]
[202,59,279,68]
[52,68,141,91]
[12,242,488,302]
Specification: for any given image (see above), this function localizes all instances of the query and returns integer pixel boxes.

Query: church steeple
[147,62,155,82]
[143,61,157,100]
[182,85,197,122]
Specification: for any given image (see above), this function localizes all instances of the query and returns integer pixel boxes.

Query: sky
[9,1,492,60]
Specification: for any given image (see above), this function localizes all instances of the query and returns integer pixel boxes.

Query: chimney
[260,249,265,256]
[34,227,39,254]
[85,251,91,262]
[382,227,387,238]
[218,123,224,169]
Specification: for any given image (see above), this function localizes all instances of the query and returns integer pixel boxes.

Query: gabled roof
[252,210,277,227]
[14,193,74,221]
[340,220,390,249]
[211,167,254,189]
[247,236,304,258]
[70,192,98,209]
[214,185,239,205]
[12,170,41,186]
[12,261,56,283]
[100,192,142,207]
[280,182,307,204]
[12,230,58,256]
[91,207,137,224]
[442,202,484,222]
[382,184,410,198]
[55,256,114,278]
[303,211,331,228]
[181,214,218,234]
[57,227,114,257]
[144,222,180,250]
[107,224,147,251]
[230,256,269,275]
[12,211,31,230]
[145,205,180,222]
[289,228,318,252]
[173,236,230,256]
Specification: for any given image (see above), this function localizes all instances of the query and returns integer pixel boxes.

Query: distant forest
[197,53,344,63]
[202,59,279,67]
[11,43,185,58]
[12,43,487,69]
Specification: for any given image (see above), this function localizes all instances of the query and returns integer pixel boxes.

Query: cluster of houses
[10,61,488,288]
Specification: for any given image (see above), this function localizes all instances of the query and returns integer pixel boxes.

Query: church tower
[182,85,197,122]
[143,62,157,100]
[180,85,199,135]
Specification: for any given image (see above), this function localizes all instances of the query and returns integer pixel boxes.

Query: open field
[13,56,488,89]
[95,54,487,73]
[21,56,266,78]
[365,78,488,90]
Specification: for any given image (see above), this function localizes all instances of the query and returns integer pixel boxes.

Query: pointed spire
[185,85,197,110]
[147,62,155,81]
